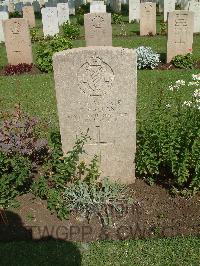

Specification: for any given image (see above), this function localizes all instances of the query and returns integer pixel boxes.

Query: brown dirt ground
[0,179,199,242]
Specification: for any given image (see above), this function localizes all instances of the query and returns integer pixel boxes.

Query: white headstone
[188,0,200,33]
[57,3,69,26]
[129,0,140,23]
[0,11,8,42]
[164,0,175,22]
[53,46,137,184]
[41,7,59,37]
[90,1,106,13]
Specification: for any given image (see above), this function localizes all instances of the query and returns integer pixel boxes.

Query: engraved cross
[87,126,114,163]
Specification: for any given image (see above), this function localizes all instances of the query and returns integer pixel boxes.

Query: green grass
[0,237,199,266]
[0,70,198,133]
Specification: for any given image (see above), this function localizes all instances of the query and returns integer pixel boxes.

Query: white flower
[192,74,200,81]
[175,80,185,86]
[183,101,192,107]
[188,81,199,86]
[166,104,171,108]
[169,85,174,91]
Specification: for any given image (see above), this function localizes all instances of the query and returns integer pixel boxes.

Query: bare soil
[0,179,199,242]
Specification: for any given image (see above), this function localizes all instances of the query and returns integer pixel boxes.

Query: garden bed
[1,179,199,242]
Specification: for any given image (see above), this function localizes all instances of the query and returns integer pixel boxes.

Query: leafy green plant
[9,11,21,18]
[62,22,80,39]
[160,22,167,35]
[112,13,123,24]
[30,27,44,43]
[121,4,129,16]
[31,133,89,219]
[36,36,72,72]
[0,151,32,208]
[136,74,200,195]
[171,53,194,69]
[76,3,90,15]
[77,14,84,26]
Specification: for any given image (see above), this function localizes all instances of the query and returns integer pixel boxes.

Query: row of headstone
[0,0,75,15]
[129,0,200,34]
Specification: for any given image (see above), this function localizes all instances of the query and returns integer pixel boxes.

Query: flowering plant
[136,46,160,70]
[136,74,200,195]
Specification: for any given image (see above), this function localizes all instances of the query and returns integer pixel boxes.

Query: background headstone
[23,6,36,27]
[140,2,156,36]
[164,0,175,22]
[188,0,200,33]
[53,46,137,184]
[90,1,106,13]
[3,18,33,64]
[68,0,75,15]
[57,3,69,26]
[84,13,112,46]
[129,0,140,23]
[8,1,15,12]
[110,0,121,13]
[167,11,194,62]
[41,7,59,36]
[0,11,8,42]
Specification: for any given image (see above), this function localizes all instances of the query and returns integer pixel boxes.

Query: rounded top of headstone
[53,46,137,62]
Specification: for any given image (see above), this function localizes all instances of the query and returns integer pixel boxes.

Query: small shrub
[63,178,127,226]
[77,14,84,26]
[112,13,123,24]
[4,63,33,75]
[171,53,194,69]
[0,104,48,165]
[36,36,72,72]
[62,22,80,39]
[121,4,129,16]
[31,133,89,219]
[30,27,44,43]
[0,151,32,208]
[136,46,160,69]
[76,3,90,15]
[160,22,167,35]
[9,11,21,18]
[136,74,200,195]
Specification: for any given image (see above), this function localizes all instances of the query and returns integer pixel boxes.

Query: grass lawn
[0,14,200,265]
[0,237,199,266]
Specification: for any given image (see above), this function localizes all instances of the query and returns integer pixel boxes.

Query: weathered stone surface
[140,2,156,36]
[188,0,200,33]
[164,0,175,22]
[41,7,59,37]
[84,13,112,46]
[57,3,69,26]
[167,11,194,62]
[90,1,106,13]
[0,11,8,42]
[3,18,33,64]
[22,6,35,27]
[53,47,137,184]
[129,0,140,23]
